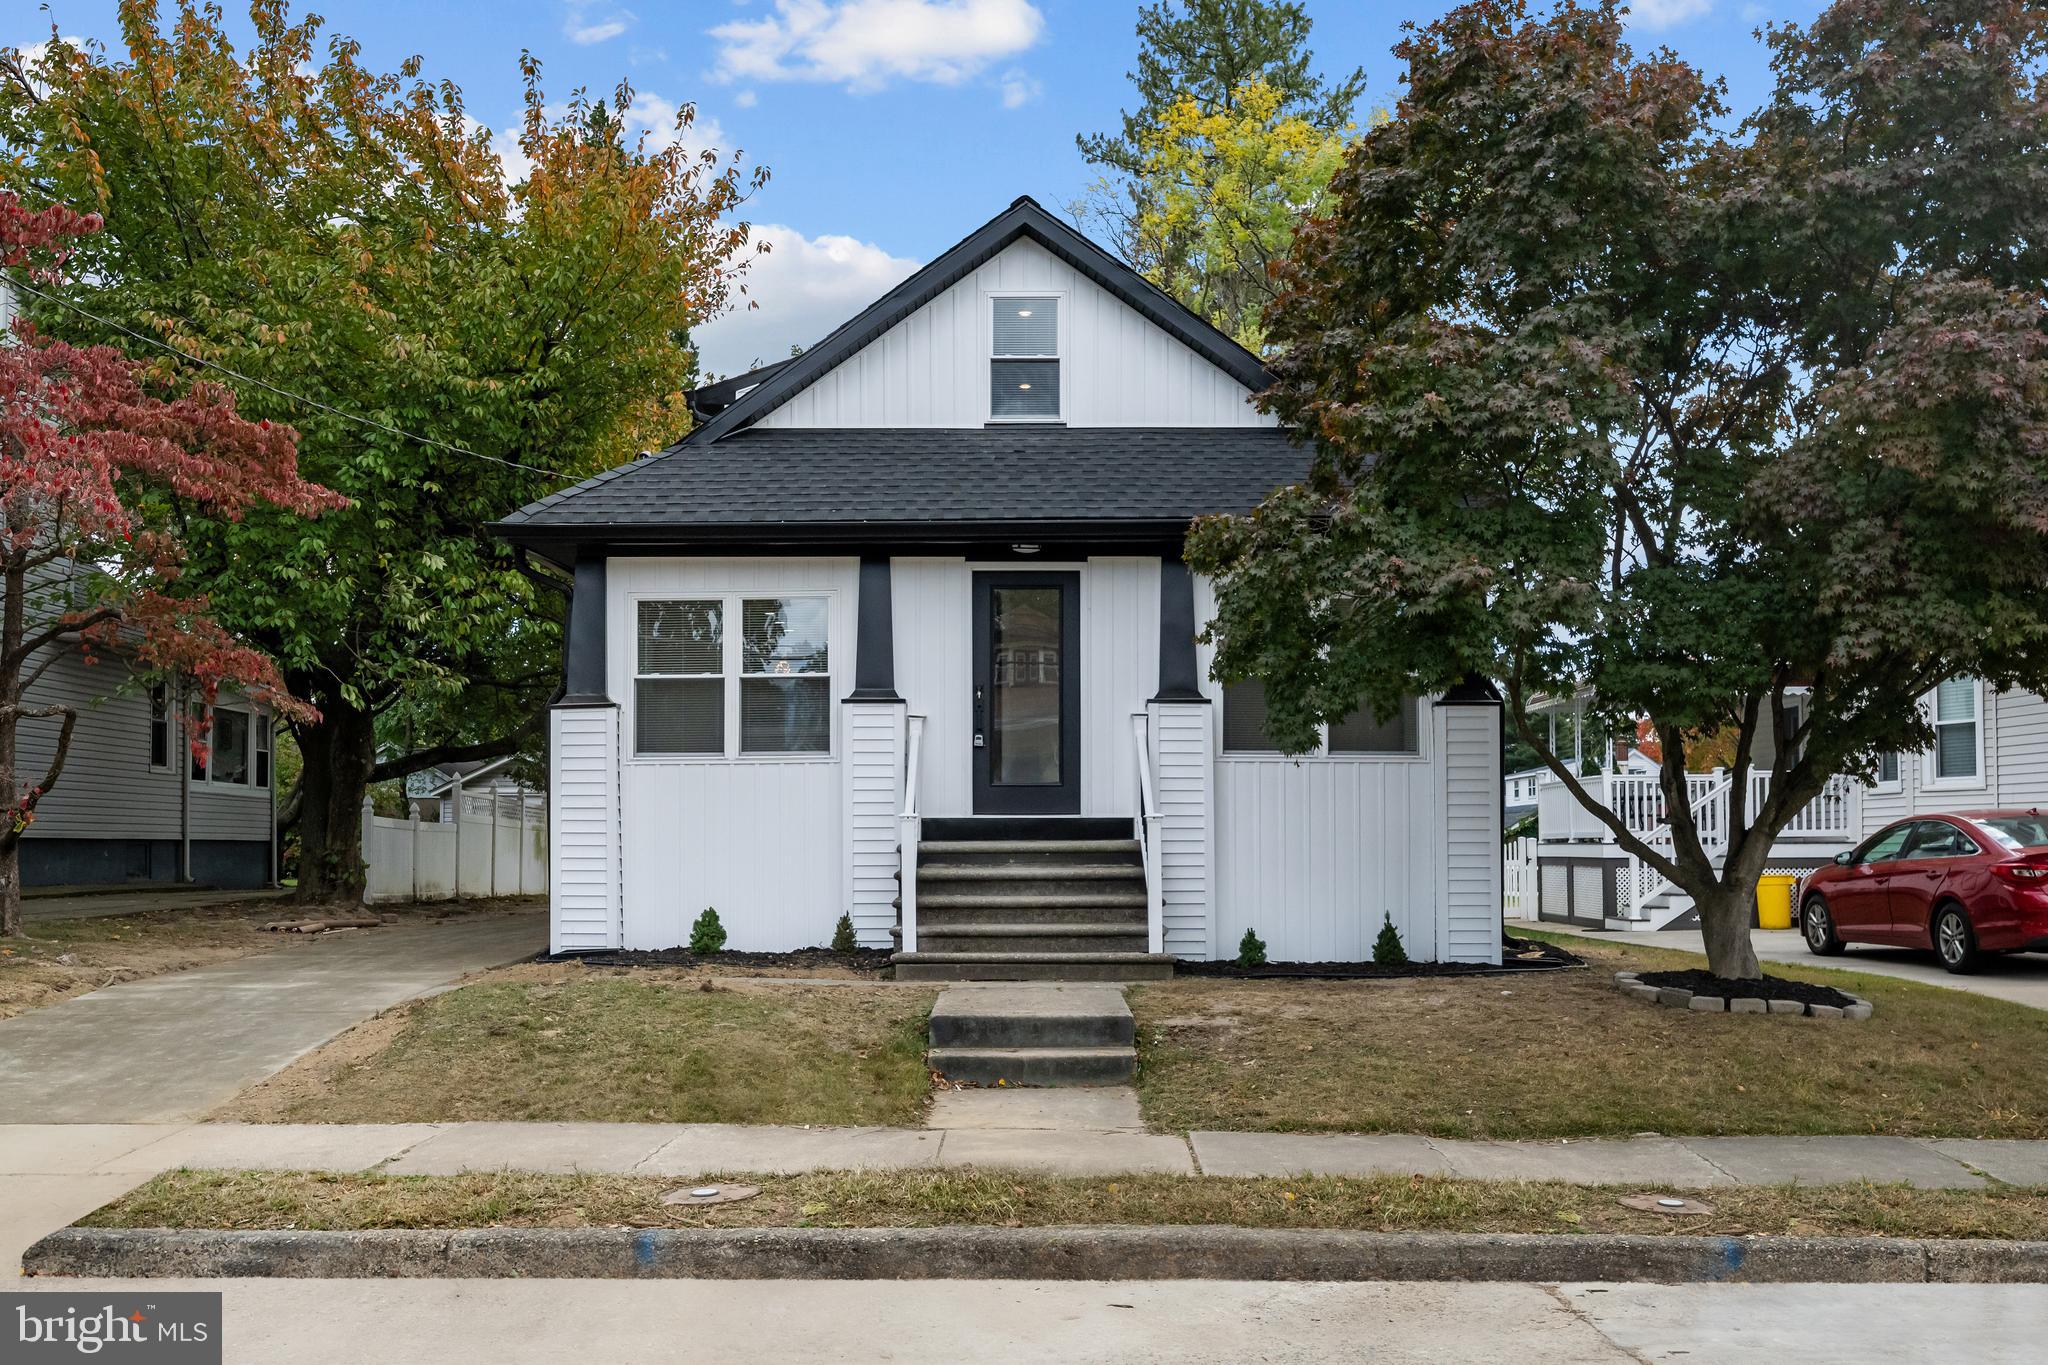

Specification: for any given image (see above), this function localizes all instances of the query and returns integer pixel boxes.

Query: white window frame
[1219,680,1430,764]
[1921,678,1986,791]
[1872,750,1903,793]
[629,590,838,763]
[186,699,266,791]
[986,290,1066,424]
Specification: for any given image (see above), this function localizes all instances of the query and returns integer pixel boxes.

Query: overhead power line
[7,276,578,484]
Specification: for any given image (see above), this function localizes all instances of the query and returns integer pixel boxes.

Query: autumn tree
[1189,0,2048,979]
[1076,0,1361,332]
[1,2,763,900]
[0,192,339,936]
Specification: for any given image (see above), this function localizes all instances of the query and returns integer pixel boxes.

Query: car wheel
[1934,903,1982,974]
[1802,895,1844,955]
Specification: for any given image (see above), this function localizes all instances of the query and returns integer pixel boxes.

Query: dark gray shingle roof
[496,426,1309,535]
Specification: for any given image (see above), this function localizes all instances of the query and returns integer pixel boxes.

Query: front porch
[1531,770,1860,931]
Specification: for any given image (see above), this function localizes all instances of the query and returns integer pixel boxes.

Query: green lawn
[228,968,937,1127]
[86,1168,2048,1242]
[1131,936,2048,1139]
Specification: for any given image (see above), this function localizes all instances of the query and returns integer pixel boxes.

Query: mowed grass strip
[253,974,937,1127]
[84,1168,2048,1242]
[1131,936,2048,1139]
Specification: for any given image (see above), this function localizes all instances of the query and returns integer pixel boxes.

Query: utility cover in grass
[1635,969,1856,1010]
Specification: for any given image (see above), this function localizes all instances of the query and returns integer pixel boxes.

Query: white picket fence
[1503,836,1538,918]
[361,791,547,903]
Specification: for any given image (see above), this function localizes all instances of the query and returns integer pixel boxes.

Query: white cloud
[564,3,634,45]
[10,35,87,96]
[691,224,922,377]
[998,67,1041,109]
[623,93,728,159]
[711,0,1045,93]
[1627,0,1712,28]
[734,89,759,108]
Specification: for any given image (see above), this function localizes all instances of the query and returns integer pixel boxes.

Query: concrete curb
[24,1226,2048,1284]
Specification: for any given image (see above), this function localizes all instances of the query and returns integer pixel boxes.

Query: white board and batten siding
[1194,575,1502,966]
[606,557,860,953]
[756,238,1276,431]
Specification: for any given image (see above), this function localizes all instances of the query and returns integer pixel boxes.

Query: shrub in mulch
[1634,968,1856,1010]
[1179,935,1580,980]
[544,946,894,973]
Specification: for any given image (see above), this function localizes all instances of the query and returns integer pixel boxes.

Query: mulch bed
[544,947,894,973]
[1178,936,1581,980]
[1635,968,1857,1009]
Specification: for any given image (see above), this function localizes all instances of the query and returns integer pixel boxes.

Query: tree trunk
[0,838,20,940]
[1696,881,1764,980]
[292,695,377,905]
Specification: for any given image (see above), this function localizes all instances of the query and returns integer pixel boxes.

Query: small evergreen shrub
[1237,928,1268,968]
[831,912,858,953]
[689,907,728,955]
[1372,913,1409,967]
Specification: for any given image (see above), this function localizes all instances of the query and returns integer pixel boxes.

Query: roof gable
[694,195,1271,442]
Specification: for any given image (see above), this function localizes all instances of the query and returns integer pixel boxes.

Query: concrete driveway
[1517,919,2048,1011]
[0,911,543,1122]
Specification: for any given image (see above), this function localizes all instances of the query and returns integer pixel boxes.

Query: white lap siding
[607,557,859,952]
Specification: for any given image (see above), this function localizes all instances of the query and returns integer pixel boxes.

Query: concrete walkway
[4,1119,2041,1188]
[0,913,543,1122]
[22,885,293,923]
[1514,917,2048,1011]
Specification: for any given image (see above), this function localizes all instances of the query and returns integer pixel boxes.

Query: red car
[1798,811,2048,972]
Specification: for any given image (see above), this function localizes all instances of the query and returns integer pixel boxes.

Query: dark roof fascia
[490,518,1198,565]
[689,196,1272,444]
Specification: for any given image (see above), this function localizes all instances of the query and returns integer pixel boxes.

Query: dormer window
[991,295,1059,421]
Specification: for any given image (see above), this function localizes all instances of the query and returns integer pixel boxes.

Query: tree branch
[367,732,531,785]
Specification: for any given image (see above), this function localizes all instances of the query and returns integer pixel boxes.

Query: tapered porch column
[550,550,621,952]
[1147,557,1212,958]
[842,555,908,949]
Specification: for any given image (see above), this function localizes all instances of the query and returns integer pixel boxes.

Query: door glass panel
[990,585,1062,786]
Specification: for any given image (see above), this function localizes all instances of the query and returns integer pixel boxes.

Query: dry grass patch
[1132,940,2048,1139]
[84,1168,2048,1242]
[0,897,540,1021]
[219,964,937,1127]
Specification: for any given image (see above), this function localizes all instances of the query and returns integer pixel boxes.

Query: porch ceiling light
[1011,543,1040,555]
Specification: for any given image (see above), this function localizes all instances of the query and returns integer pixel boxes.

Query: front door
[973,571,1081,814]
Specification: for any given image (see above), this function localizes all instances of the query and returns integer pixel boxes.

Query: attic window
[991,296,1059,421]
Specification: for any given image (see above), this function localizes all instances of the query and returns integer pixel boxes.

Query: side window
[1931,678,1980,782]
[148,683,171,770]
[255,717,273,789]
[1329,698,1420,754]
[1221,679,1281,753]
[635,599,725,755]
[739,596,830,754]
[1856,824,1913,864]
[990,296,1060,421]
[1876,752,1900,786]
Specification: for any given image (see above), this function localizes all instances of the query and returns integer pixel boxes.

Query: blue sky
[16,0,1820,375]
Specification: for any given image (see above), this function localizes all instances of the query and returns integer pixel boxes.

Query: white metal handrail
[1131,713,1164,955]
[898,714,927,954]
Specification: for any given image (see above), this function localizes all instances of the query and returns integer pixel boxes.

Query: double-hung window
[148,683,171,770]
[1875,751,1902,789]
[636,595,832,757]
[184,699,264,786]
[1222,678,1421,756]
[991,295,1059,421]
[1929,678,1982,785]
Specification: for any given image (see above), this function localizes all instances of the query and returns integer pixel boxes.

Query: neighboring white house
[405,756,537,823]
[1526,678,2048,932]
[493,196,1504,977]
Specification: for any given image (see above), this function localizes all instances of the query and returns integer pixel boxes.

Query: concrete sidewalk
[1514,917,2048,1011]
[0,912,543,1122]
[4,1119,2041,1188]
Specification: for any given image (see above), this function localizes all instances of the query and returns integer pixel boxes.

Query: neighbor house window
[1875,752,1901,788]
[184,701,258,786]
[991,295,1059,421]
[188,700,208,782]
[636,599,725,755]
[1931,678,1981,784]
[741,597,830,754]
[635,595,834,758]
[1223,680,1421,757]
[255,717,272,789]
[148,683,171,770]
[212,708,251,785]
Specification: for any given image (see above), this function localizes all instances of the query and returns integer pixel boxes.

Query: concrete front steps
[926,984,1138,1087]
[892,817,1175,982]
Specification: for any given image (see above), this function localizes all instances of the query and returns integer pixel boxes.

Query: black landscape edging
[26,1226,2047,1284]
[1180,938,1582,980]
[547,946,894,973]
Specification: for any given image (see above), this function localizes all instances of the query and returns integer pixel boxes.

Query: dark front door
[973,571,1081,814]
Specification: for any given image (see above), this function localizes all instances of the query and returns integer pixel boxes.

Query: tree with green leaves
[1,1,763,900]
[1076,0,1362,339]
[1189,0,2048,980]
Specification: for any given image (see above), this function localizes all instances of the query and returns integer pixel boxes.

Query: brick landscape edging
[24,1225,2048,1283]
[1613,970,1874,1020]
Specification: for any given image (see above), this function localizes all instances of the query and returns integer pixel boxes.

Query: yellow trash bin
[1756,874,1797,930]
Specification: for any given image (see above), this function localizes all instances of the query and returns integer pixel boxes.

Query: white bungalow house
[1526,678,2048,931]
[493,196,1504,979]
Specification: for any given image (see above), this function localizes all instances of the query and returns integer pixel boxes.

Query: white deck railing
[897,713,927,954]
[1131,713,1164,955]
[1537,769,1857,846]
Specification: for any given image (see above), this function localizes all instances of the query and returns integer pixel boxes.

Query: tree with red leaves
[1,192,343,936]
